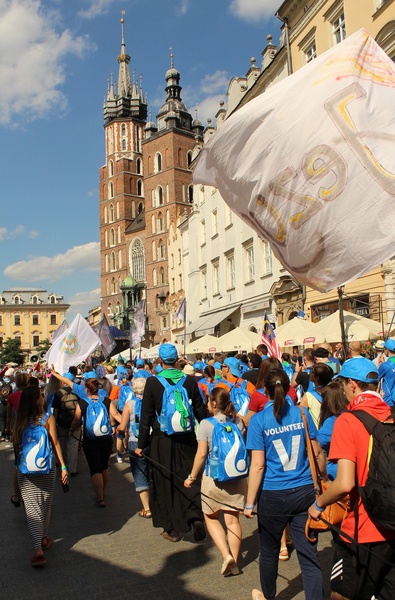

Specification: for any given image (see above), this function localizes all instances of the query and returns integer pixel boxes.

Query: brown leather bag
[299,407,349,541]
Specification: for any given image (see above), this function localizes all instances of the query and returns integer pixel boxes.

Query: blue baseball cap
[158,343,178,364]
[193,361,206,372]
[213,361,222,370]
[335,358,379,383]
[95,365,106,378]
[83,370,97,379]
[136,358,145,367]
[384,338,395,352]
[223,357,241,378]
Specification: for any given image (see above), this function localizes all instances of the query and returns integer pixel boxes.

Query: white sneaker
[116,454,123,463]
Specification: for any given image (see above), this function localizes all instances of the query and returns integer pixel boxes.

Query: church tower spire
[103,14,147,123]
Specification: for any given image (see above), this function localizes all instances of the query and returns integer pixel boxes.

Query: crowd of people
[1,335,395,600]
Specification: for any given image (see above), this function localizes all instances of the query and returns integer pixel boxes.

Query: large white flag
[49,319,69,344]
[132,300,146,345]
[194,29,395,293]
[46,313,101,372]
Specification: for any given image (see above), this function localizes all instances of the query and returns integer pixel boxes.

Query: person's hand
[134,447,143,457]
[308,502,323,521]
[244,505,254,518]
[184,478,193,488]
[60,468,69,484]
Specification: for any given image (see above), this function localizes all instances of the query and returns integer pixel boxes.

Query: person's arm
[116,403,131,432]
[69,403,82,435]
[47,414,69,485]
[51,366,73,386]
[299,393,309,409]
[243,409,256,428]
[308,457,355,519]
[311,438,328,481]
[184,440,208,488]
[244,449,265,517]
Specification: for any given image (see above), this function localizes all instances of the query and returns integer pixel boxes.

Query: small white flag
[173,298,186,323]
[46,314,101,372]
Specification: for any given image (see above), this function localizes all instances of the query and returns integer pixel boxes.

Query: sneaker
[116,454,123,463]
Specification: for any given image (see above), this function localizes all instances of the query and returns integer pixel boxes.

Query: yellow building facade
[276,0,395,326]
[0,288,69,360]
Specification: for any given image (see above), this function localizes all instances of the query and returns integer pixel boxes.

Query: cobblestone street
[1,443,334,599]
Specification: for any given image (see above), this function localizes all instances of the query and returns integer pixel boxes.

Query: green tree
[35,338,51,356]
[0,338,24,365]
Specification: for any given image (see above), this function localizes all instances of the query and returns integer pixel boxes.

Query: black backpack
[351,407,395,531]
[57,388,79,429]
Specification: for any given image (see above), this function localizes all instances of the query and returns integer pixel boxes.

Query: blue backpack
[84,396,112,439]
[229,379,250,417]
[18,413,55,475]
[205,417,249,482]
[130,395,142,438]
[118,383,133,412]
[158,375,195,435]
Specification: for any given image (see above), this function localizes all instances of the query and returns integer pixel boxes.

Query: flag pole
[183,298,187,358]
[338,286,348,360]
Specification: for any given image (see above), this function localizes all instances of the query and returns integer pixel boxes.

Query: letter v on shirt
[272,436,301,471]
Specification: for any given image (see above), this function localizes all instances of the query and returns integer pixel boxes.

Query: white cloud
[0,225,40,240]
[0,0,93,125]
[194,94,225,123]
[78,0,134,20]
[229,0,280,21]
[200,70,230,95]
[66,287,101,320]
[3,241,100,282]
[175,0,190,16]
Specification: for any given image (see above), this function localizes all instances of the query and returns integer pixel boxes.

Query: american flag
[261,311,281,359]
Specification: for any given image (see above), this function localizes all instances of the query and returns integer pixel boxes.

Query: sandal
[138,509,152,518]
[11,495,21,508]
[31,554,46,568]
[41,536,53,550]
[279,547,289,561]
[221,554,236,576]
[95,500,106,508]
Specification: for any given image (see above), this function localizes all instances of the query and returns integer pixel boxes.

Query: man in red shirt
[308,357,395,600]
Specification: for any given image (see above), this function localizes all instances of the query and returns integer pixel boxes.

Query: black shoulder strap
[349,409,379,434]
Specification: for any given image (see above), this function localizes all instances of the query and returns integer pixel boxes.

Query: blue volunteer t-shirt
[247,399,317,491]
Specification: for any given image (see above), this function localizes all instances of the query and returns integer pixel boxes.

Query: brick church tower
[99,16,147,330]
[142,54,203,343]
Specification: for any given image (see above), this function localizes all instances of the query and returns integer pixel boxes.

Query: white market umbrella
[143,344,163,359]
[216,327,261,352]
[275,318,319,347]
[185,334,220,354]
[312,310,384,343]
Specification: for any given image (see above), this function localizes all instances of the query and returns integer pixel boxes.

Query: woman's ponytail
[263,368,290,421]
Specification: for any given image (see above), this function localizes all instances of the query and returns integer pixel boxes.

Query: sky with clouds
[0,0,280,321]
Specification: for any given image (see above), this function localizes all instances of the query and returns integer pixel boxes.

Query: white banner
[49,319,69,344]
[194,29,395,293]
[46,313,101,372]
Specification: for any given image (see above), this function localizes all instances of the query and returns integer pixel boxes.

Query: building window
[262,240,272,275]
[33,335,40,347]
[32,314,39,325]
[136,158,142,174]
[159,267,165,285]
[50,314,57,325]
[201,268,207,300]
[226,253,235,289]
[171,277,175,293]
[157,212,164,232]
[305,42,317,63]
[212,209,218,237]
[109,160,114,176]
[333,11,346,44]
[0,315,2,326]
[130,238,145,282]
[187,151,193,168]
[14,314,21,326]
[178,249,181,265]
[155,152,162,173]
[245,244,255,282]
[111,252,116,271]
[122,138,126,151]
[32,295,38,304]
[137,179,143,196]
[119,250,122,269]
[225,205,233,228]
[109,203,114,222]
[104,206,108,223]
[179,274,182,290]
[158,240,165,260]
[188,185,194,203]
[105,230,108,247]
[201,220,206,245]
[112,278,117,294]
[50,295,56,304]
[13,296,20,305]
[162,316,167,330]
[109,181,114,199]
[170,253,174,269]
[157,186,163,206]
[212,261,220,295]
[110,228,115,246]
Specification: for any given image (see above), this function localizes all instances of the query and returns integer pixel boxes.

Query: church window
[137,179,143,196]
[155,152,162,173]
[130,238,145,282]
[109,160,114,176]
[136,158,142,174]
[109,204,114,223]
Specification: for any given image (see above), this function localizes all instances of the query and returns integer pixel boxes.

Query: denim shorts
[128,441,149,492]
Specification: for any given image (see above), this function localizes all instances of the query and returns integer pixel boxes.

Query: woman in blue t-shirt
[244,368,324,600]
[317,379,349,481]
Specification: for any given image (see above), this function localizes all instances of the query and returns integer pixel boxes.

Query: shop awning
[186,306,240,337]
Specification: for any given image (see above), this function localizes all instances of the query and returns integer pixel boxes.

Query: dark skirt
[82,435,113,475]
[148,431,203,533]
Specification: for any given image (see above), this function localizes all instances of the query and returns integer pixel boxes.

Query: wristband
[244,503,254,510]
[61,466,68,471]
[313,499,324,513]
[187,475,196,481]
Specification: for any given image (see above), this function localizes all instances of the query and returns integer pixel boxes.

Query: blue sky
[0,0,281,321]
